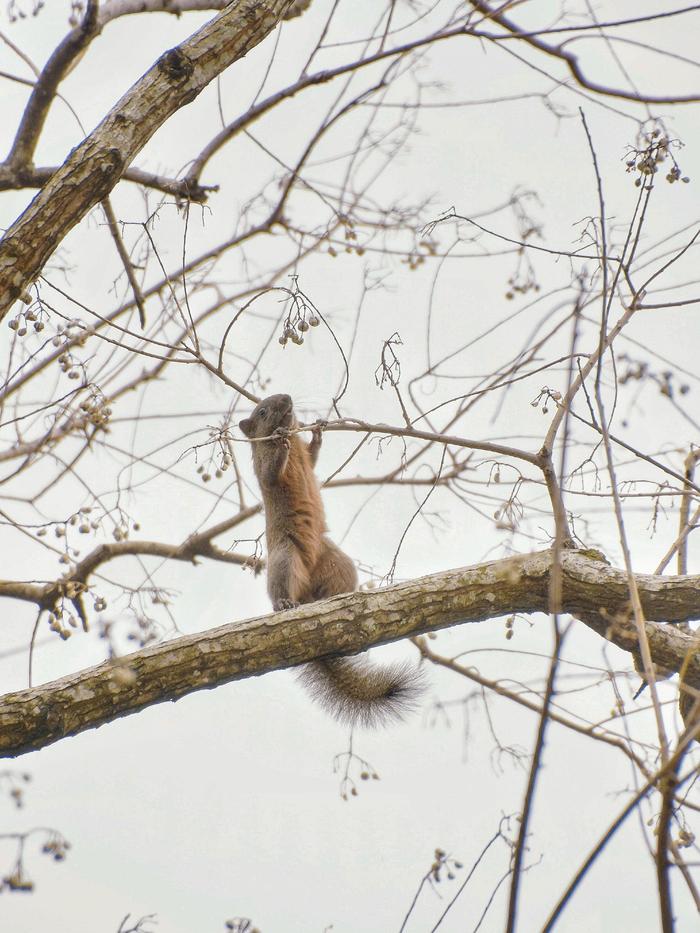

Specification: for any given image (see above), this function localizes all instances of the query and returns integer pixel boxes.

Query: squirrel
[238,393,422,727]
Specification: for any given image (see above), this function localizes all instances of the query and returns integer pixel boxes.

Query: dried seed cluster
[1,772,31,810]
[402,238,438,271]
[77,390,112,428]
[618,354,690,399]
[327,218,369,259]
[1,866,34,893]
[125,613,160,648]
[52,318,89,348]
[625,128,690,187]
[504,614,515,640]
[430,848,463,884]
[278,311,320,348]
[530,386,561,415]
[7,306,45,336]
[7,0,45,24]
[505,269,540,300]
[41,833,70,862]
[47,611,73,640]
[196,427,237,482]
[197,452,232,483]
[68,1,85,26]
[37,506,100,542]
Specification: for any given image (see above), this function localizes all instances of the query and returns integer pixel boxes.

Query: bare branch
[0,506,262,611]
[470,1,700,104]
[5,1,100,169]
[0,164,218,203]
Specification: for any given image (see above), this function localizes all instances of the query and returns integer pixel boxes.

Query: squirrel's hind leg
[268,542,311,610]
[311,538,358,599]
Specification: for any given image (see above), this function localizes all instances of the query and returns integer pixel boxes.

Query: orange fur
[240,394,422,726]
[277,436,326,589]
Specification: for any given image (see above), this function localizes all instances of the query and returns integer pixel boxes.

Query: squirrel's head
[239,394,295,439]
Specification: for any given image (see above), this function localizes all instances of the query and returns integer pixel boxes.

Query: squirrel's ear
[239,418,252,437]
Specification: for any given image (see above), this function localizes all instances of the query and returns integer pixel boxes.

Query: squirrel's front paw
[273,598,299,612]
[311,421,326,442]
[272,426,291,449]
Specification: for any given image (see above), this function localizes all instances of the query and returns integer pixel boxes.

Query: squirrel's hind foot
[273,598,299,611]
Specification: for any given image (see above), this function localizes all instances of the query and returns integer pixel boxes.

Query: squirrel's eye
[258,408,267,417]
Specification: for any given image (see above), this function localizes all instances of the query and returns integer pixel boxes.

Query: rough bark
[0,0,292,321]
[1,548,698,758]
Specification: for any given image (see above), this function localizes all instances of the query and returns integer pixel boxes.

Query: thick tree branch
[0,164,218,203]
[99,0,310,23]
[1,549,698,758]
[100,0,229,18]
[0,0,292,321]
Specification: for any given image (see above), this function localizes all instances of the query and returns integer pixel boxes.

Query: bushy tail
[298,655,424,728]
